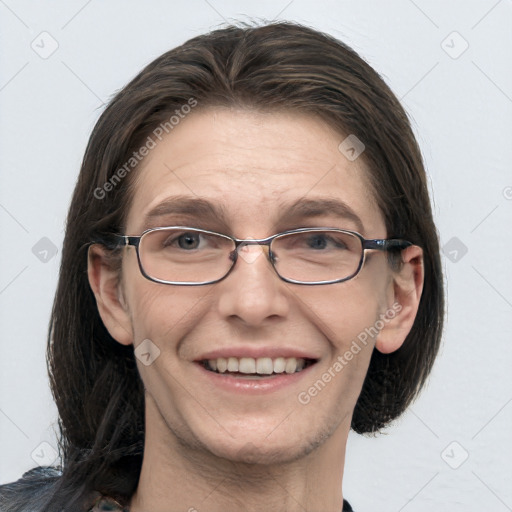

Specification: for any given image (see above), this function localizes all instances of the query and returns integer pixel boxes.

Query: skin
[88,108,424,512]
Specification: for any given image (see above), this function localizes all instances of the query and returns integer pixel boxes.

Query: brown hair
[34,20,442,511]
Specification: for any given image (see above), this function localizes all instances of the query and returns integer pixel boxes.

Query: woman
[0,21,444,512]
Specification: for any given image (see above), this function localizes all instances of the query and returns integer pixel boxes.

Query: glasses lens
[139,228,235,283]
[272,230,362,283]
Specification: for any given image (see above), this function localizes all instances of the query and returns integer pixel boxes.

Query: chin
[199,426,324,466]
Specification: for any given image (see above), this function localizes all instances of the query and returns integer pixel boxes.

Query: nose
[216,242,290,327]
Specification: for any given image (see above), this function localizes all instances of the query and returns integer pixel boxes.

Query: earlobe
[375,245,424,355]
[87,244,133,346]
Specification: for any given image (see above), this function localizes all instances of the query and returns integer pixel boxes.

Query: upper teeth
[207,357,309,374]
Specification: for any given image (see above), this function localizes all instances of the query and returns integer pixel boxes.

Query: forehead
[125,108,384,237]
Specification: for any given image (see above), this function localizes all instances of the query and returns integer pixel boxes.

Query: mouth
[199,356,318,378]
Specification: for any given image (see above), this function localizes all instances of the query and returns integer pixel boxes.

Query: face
[96,108,406,465]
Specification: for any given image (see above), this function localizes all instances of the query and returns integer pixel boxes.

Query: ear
[375,245,424,354]
[87,244,133,346]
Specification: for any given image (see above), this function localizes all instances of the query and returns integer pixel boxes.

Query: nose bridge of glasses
[230,237,275,269]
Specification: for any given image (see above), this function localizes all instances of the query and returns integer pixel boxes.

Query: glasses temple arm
[363,239,413,251]
[91,234,138,250]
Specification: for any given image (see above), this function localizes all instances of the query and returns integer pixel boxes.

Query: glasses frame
[106,226,412,286]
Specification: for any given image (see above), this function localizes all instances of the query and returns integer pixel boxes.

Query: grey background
[1,1,511,511]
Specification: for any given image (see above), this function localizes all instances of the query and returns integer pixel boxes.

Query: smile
[201,356,317,376]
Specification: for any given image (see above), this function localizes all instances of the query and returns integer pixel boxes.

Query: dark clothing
[0,467,354,511]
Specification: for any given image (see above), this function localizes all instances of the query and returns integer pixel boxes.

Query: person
[0,21,444,512]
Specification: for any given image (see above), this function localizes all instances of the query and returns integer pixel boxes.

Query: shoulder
[0,466,61,512]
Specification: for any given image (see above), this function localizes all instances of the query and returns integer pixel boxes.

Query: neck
[129,395,348,512]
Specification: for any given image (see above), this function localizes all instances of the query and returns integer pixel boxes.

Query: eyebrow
[140,195,365,233]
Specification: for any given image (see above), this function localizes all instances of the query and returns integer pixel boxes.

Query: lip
[192,358,318,395]
[194,346,321,361]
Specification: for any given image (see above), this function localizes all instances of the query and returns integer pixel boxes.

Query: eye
[158,230,232,253]
[304,233,348,250]
[177,232,201,250]
[161,231,204,250]
[307,234,328,249]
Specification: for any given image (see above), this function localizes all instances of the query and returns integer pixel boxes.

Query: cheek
[128,285,208,342]
[297,276,385,352]
[294,283,382,415]
[127,286,211,398]
[121,252,206,340]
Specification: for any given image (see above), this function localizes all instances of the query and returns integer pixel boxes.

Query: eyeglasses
[107,226,412,286]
